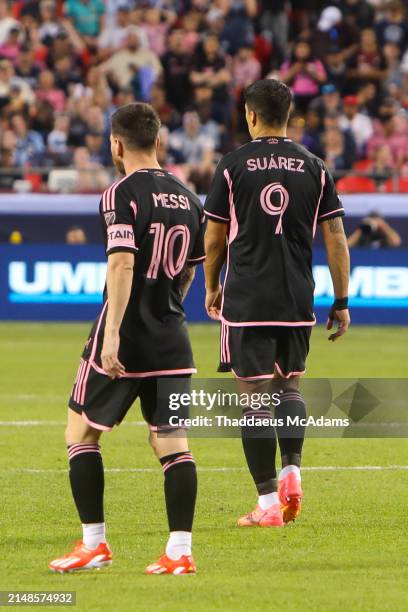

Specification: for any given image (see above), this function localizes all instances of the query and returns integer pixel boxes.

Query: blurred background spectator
[65,225,87,244]
[348,211,402,247]
[0,0,406,194]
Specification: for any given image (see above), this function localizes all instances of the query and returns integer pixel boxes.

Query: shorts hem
[220,316,316,327]
[90,360,197,378]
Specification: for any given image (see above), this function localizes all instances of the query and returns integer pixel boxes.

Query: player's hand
[101,330,125,379]
[327,308,351,342]
[205,285,223,321]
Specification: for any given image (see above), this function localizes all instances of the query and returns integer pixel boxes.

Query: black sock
[160,451,197,531]
[274,390,306,467]
[241,409,277,495]
[68,444,104,523]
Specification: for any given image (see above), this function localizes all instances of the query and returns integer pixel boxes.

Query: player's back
[103,168,205,323]
[204,136,344,325]
[100,168,205,372]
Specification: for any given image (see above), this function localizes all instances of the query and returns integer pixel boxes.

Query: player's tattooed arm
[321,216,349,297]
[326,216,345,234]
[321,216,351,340]
[179,265,196,302]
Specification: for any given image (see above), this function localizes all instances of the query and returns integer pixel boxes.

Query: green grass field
[1,323,408,611]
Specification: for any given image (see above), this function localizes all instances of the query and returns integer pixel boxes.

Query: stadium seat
[336,176,377,193]
[383,177,408,193]
[353,160,372,171]
[48,169,78,193]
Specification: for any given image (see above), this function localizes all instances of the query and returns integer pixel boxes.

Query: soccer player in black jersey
[204,79,350,527]
[49,103,205,575]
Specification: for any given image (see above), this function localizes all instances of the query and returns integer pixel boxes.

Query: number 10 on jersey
[147,223,191,280]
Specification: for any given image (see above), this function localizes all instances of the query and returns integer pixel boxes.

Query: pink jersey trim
[318,207,345,220]
[204,210,229,222]
[81,411,113,432]
[220,322,231,363]
[91,361,196,378]
[313,169,326,238]
[187,255,206,263]
[275,362,306,379]
[130,200,138,219]
[220,315,316,327]
[220,169,239,318]
[231,368,275,381]
[102,168,144,212]
[74,301,108,406]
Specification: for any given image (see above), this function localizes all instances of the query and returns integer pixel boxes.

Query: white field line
[0,420,145,426]
[1,466,408,475]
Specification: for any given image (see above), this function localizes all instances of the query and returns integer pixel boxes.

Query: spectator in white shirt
[339,95,373,156]
[169,110,215,192]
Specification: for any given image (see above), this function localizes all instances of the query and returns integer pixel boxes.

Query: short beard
[113,157,126,176]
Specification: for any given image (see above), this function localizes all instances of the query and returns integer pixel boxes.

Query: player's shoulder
[217,142,254,169]
[165,171,204,213]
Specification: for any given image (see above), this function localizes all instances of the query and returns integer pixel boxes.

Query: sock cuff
[278,390,304,404]
[160,451,195,474]
[68,443,101,461]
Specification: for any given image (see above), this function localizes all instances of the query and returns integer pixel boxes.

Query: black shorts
[219,324,311,380]
[69,359,191,432]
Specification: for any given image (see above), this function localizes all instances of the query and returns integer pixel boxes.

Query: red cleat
[237,503,284,527]
[145,554,196,575]
[279,471,303,523]
[49,541,112,573]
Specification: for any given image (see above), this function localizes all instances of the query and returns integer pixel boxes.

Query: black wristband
[333,297,348,310]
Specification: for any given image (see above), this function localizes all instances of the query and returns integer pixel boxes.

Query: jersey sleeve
[187,213,206,265]
[100,183,139,256]
[204,160,230,223]
[317,166,345,224]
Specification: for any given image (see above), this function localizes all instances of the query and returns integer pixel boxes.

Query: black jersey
[94,168,205,375]
[204,137,344,326]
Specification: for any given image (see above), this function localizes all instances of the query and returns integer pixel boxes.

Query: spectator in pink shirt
[233,44,261,93]
[280,40,327,113]
[0,26,21,62]
[367,99,408,169]
[36,70,66,113]
[180,12,201,55]
[140,8,175,58]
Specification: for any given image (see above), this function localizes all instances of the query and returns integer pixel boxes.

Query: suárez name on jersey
[153,193,191,210]
[246,156,305,173]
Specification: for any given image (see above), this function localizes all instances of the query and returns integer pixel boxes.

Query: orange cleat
[49,541,112,573]
[237,503,284,527]
[145,554,196,575]
[279,471,303,523]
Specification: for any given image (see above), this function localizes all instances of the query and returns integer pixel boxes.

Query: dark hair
[244,79,292,127]
[111,102,161,151]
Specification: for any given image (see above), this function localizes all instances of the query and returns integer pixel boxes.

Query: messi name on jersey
[246,156,305,173]
[152,192,191,210]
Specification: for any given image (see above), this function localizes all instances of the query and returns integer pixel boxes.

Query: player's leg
[49,360,140,572]
[49,409,112,572]
[272,327,310,522]
[141,378,197,575]
[65,409,106,548]
[236,378,283,527]
[228,327,283,527]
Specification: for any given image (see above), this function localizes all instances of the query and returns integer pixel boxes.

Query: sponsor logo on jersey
[104,212,116,226]
[152,192,191,210]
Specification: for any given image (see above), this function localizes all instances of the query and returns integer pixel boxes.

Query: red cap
[343,95,358,106]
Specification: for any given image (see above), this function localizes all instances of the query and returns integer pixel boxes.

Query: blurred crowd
[0,0,408,193]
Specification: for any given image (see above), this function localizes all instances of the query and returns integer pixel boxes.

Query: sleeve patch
[107,224,137,251]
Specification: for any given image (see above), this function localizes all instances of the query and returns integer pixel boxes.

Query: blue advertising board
[0,245,407,324]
